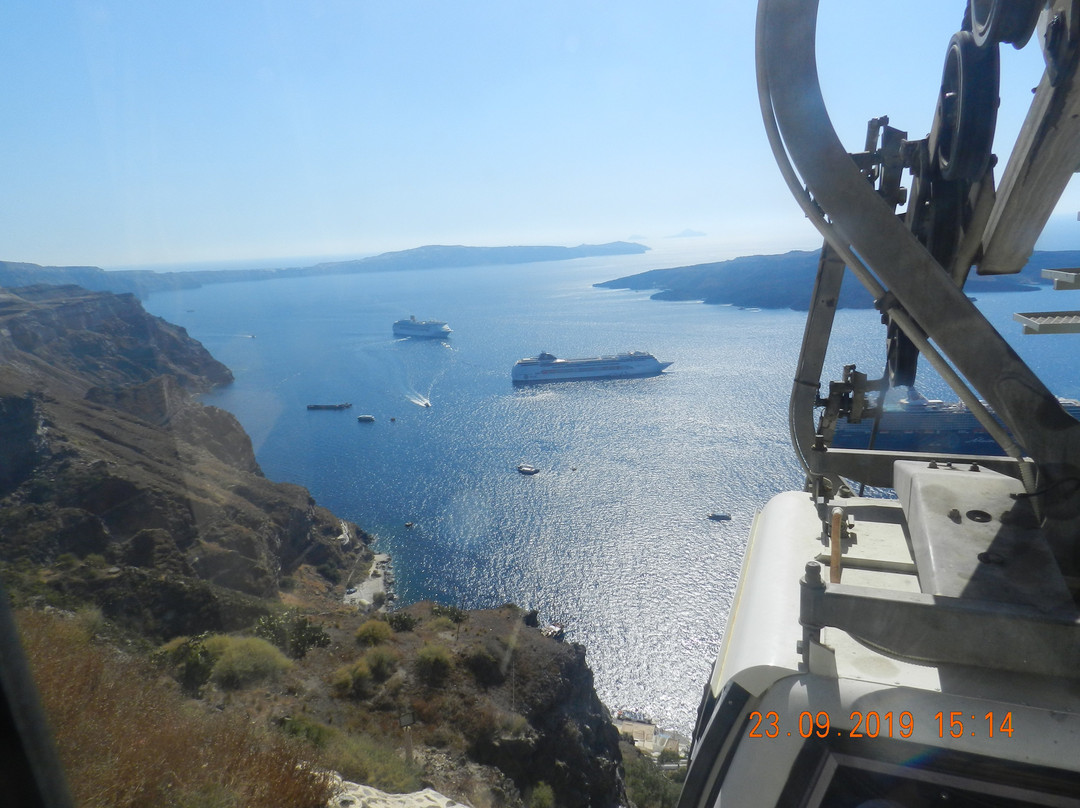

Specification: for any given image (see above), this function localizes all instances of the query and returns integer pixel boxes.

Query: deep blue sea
[141,245,1080,735]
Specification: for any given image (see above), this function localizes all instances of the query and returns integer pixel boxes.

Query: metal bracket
[799,561,1080,678]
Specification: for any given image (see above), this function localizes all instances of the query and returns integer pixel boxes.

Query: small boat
[404,522,414,528]
[517,464,540,475]
[307,403,352,410]
[540,623,565,640]
[708,512,731,522]
[357,414,375,422]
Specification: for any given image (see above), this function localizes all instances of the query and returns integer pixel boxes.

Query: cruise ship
[392,315,451,338]
[831,392,1080,456]
[510,351,672,384]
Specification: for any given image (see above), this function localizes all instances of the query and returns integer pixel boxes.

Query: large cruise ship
[392,315,451,338]
[511,351,672,384]
[831,391,1080,456]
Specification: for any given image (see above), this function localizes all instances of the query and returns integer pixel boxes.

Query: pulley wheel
[970,0,1042,48]
[936,31,999,183]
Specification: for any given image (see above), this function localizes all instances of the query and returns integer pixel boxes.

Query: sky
[1,1,1076,269]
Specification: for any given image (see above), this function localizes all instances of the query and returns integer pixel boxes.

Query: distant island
[0,241,648,299]
[596,248,1080,310]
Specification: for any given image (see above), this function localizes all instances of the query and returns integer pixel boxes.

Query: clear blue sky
[1,1,1073,268]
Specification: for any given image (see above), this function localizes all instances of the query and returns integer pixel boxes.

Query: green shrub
[415,644,452,687]
[501,712,530,738]
[207,636,292,689]
[202,633,233,658]
[530,782,555,808]
[429,616,455,633]
[74,605,106,638]
[330,665,355,696]
[355,619,393,646]
[431,604,467,623]
[316,562,341,584]
[424,726,455,749]
[460,704,499,751]
[280,714,336,748]
[464,645,505,687]
[332,659,373,698]
[363,647,398,682]
[387,612,417,632]
[153,634,216,695]
[254,609,330,659]
[623,749,682,808]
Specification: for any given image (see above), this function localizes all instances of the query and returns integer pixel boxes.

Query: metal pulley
[969,0,1043,48]
[935,31,1000,183]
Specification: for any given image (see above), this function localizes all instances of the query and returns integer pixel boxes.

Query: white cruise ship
[392,315,451,338]
[511,351,672,384]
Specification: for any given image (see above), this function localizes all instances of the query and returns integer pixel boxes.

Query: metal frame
[757,0,1080,529]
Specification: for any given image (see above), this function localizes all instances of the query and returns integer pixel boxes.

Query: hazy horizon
[3,2,1076,269]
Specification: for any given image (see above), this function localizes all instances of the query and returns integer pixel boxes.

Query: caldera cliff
[0,283,625,808]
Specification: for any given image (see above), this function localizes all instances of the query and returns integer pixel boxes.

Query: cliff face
[0,285,232,394]
[0,284,361,636]
[1,283,627,808]
[475,633,624,808]
[315,603,626,808]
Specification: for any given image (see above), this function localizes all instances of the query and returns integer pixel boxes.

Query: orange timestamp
[748,710,1014,740]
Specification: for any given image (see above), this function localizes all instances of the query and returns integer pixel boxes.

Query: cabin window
[777,736,1080,808]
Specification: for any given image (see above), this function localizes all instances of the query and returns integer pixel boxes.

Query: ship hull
[832,401,1080,455]
[511,352,672,384]
[392,318,451,338]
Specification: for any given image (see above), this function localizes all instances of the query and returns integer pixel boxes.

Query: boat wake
[399,352,450,408]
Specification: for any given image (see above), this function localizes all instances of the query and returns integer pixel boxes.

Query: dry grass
[16,609,334,808]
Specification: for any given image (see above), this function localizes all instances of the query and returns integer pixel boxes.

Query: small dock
[344,553,394,609]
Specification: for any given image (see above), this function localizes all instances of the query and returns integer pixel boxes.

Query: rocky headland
[596,248,1080,310]
[0,283,625,808]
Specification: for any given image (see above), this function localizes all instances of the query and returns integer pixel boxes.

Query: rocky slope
[0,283,626,808]
[0,283,363,634]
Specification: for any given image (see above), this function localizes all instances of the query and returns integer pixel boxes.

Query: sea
[140,241,1080,736]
